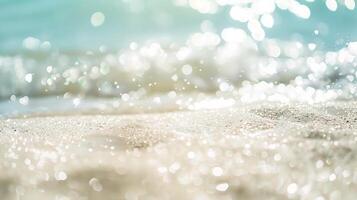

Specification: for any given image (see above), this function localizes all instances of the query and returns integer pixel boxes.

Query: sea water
[1,0,357,115]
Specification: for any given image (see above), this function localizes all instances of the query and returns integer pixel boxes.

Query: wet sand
[0,102,356,200]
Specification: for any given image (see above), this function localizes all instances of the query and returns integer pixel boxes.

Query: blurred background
[1,0,357,116]
[0,0,356,52]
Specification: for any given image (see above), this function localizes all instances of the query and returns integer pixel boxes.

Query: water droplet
[212,167,223,177]
[326,0,338,11]
[89,178,103,192]
[55,171,67,181]
[216,183,229,192]
[182,64,193,75]
[91,12,105,27]
[24,74,33,83]
[19,96,29,106]
[287,183,298,194]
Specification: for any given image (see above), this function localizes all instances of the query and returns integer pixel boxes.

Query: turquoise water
[0,0,214,52]
[0,0,356,52]
[1,0,357,115]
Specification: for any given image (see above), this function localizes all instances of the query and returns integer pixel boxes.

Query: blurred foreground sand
[0,102,356,200]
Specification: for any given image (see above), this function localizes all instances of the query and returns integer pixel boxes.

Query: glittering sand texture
[0,102,356,200]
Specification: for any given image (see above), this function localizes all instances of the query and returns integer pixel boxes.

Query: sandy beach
[0,101,356,200]
[2,0,357,199]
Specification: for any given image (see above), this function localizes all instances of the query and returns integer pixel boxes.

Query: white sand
[0,102,356,200]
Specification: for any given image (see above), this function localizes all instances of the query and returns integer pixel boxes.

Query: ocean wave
[1,36,357,103]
